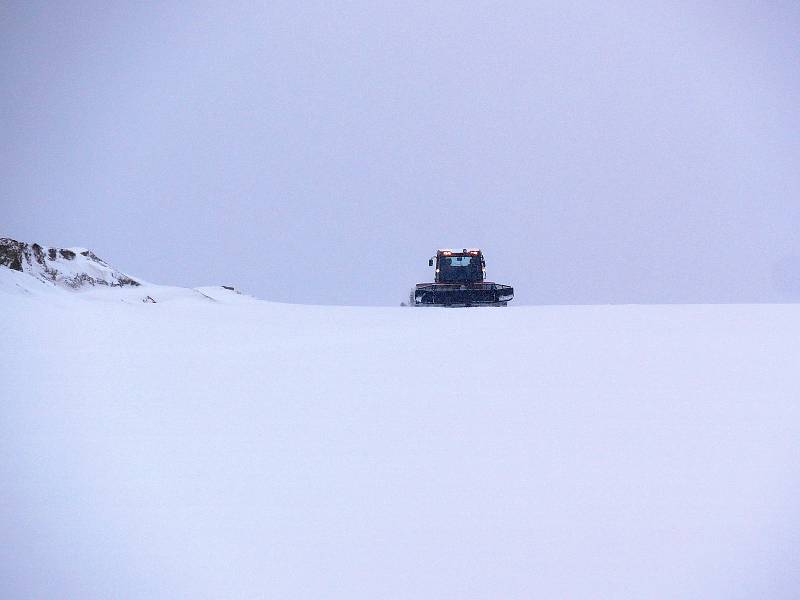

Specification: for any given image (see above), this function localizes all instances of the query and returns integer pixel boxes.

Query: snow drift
[2,247,800,599]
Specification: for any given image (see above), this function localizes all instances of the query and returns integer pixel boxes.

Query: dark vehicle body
[413,249,513,307]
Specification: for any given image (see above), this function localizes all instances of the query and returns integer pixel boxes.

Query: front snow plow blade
[414,283,513,307]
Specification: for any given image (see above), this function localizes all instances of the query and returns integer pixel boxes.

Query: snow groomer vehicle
[413,249,513,307]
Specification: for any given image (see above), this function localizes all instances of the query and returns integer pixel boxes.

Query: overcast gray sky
[3,1,799,305]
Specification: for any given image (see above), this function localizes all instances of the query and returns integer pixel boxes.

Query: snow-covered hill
[2,258,800,599]
[0,237,142,290]
[0,237,253,305]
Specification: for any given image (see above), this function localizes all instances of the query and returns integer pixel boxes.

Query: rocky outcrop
[0,238,26,271]
[0,237,141,290]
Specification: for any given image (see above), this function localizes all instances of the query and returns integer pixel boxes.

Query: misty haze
[4,2,799,304]
[2,3,800,599]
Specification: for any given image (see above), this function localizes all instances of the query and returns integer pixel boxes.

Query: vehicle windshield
[438,255,482,283]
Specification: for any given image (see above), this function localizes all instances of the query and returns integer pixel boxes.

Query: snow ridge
[0,237,141,290]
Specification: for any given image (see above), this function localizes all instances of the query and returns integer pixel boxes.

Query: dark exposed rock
[64,272,97,288]
[48,248,57,260]
[32,243,45,265]
[59,249,76,260]
[82,249,109,266]
[0,237,25,271]
[117,275,140,287]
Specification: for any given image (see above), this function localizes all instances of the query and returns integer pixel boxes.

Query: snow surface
[2,270,800,599]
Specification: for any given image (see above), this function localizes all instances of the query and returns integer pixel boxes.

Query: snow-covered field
[3,271,800,599]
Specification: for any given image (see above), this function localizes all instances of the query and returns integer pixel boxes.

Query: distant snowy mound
[0,237,141,290]
[0,236,255,305]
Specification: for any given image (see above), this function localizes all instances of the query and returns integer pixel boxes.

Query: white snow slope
[0,237,142,290]
[2,271,800,599]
